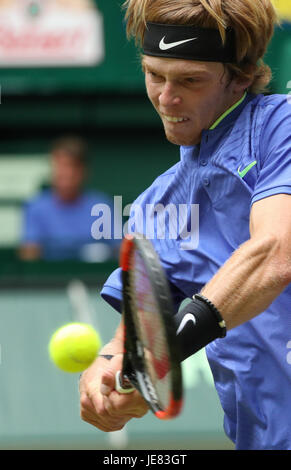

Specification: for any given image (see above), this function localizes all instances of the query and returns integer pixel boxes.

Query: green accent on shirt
[238,160,257,178]
[209,92,247,130]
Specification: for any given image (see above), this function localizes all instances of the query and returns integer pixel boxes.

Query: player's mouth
[163,115,189,123]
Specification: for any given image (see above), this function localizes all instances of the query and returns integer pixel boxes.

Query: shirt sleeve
[101,267,187,314]
[21,200,43,244]
[251,96,291,206]
[100,268,123,313]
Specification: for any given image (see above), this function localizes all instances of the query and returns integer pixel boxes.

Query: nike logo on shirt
[176,313,196,335]
[159,36,197,51]
[238,160,257,178]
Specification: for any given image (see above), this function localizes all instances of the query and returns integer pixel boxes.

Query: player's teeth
[164,116,186,123]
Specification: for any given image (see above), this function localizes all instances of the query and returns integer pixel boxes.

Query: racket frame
[119,233,183,420]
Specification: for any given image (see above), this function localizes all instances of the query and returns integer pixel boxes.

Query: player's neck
[209,91,247,131]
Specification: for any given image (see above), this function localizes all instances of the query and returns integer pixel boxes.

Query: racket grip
[115,371,135,394]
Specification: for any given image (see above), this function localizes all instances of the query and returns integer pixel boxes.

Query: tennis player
[79,0,291,449]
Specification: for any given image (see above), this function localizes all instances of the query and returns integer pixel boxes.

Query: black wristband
[194,294,227,337]
[174,296,227,362]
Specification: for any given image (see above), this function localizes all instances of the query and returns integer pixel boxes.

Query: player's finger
[80,392,96,412]
[81,409,122,430]
[82,413,125,432]
[103,391,148,419]
[100,369,116,396]
[80,397,102,422]
[80,398,99,421]
[81,396,127,431]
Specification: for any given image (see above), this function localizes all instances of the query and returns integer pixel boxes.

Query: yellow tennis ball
[48,322,101,373]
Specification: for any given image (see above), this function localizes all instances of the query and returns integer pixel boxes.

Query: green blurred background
[0,0,290,450]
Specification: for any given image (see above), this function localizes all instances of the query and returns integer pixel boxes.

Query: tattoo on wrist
[99,354,114,360]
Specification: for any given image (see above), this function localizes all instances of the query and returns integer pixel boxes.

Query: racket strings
[129,250,172,411]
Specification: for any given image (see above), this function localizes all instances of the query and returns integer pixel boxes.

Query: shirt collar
[209,92,247,130]
[180,92,254,162]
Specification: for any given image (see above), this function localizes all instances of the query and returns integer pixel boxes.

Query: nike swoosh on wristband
[176,313,196,335]
[159,36,197,51]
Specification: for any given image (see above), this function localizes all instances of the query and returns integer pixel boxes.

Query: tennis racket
[115,233,183,420]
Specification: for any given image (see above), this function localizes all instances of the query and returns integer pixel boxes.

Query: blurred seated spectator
[19,136,118,261]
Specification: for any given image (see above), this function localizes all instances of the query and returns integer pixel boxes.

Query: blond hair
[123,0,279,94]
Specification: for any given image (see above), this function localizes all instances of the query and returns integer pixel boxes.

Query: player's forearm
[99,320,124,356]
[201,235,291,330]
[175,234,291,362]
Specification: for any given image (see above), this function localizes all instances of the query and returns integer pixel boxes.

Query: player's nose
[159,83,182,107]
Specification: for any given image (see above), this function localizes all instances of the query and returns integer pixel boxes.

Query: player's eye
[148,71,164,82]
[185,77,199,84]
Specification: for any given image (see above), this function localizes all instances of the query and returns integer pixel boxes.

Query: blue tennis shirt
[101,93,291,450]
[21,189,116,260]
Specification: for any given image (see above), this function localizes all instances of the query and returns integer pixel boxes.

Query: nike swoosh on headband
[176,313,196,335]
[238,160,257,178]
[159,36,197,51]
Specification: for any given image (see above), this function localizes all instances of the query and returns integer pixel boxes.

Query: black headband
[143,22,237,63]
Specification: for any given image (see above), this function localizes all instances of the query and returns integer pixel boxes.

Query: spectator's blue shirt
[21,188,116,260]
[101,92,291,450]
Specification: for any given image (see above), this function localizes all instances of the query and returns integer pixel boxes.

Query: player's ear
[231,64,256,93]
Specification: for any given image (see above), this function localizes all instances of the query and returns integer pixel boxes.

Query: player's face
[143,56,242,146]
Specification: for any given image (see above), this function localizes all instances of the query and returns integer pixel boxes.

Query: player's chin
[164,129,198,147]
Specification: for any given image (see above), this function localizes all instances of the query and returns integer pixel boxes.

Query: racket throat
[135,370,161,413]
[124,355,161,413]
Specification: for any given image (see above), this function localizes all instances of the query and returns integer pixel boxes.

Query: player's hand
[79,354,149,432]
